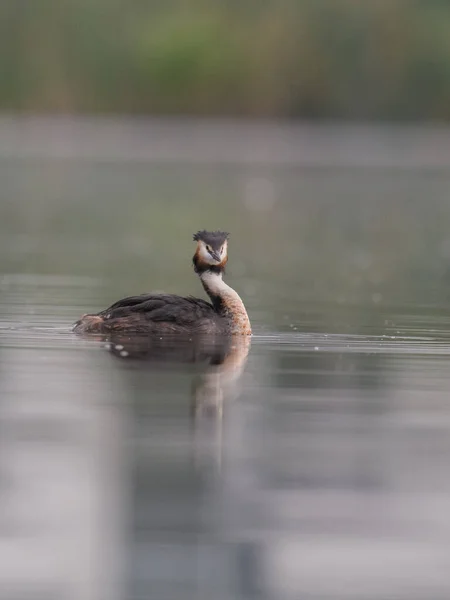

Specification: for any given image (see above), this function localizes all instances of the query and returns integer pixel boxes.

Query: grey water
[2,117,450,600]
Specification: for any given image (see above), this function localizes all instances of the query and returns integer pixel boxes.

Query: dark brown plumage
[193,230,229,245]
[73,294,224,334]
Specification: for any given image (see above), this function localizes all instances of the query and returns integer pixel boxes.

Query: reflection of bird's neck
[200,270,251,335]
[192,335,251,420]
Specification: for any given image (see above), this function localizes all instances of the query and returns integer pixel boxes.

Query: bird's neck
[200,270,251,335]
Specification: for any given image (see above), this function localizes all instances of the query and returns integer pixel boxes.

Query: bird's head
[193,230,229,274]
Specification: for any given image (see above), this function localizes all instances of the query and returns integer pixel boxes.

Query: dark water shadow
[81,332,251,419]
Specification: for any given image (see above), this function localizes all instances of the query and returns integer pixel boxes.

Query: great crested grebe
[73,230,251,335]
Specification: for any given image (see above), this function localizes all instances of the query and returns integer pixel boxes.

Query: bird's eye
[206,245,212,253]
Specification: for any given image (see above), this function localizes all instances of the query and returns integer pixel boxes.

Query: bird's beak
[210,250,221,262]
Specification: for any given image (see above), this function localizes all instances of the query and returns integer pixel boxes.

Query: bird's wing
[99,294,215,325]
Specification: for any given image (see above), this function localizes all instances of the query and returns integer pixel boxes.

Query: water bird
[73,230,251,335]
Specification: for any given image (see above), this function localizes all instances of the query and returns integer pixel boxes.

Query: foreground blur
[2,118,450,599]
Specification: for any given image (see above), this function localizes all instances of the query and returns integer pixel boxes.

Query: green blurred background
[1,0,450,120]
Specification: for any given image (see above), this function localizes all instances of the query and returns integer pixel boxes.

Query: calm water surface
[1,118,450,600]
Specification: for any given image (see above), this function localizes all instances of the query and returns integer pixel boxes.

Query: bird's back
[73,293,226,334]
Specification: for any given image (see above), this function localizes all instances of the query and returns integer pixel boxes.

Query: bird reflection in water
[103,333,251,419]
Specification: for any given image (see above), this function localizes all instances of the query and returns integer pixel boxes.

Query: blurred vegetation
[0,0,450,120]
